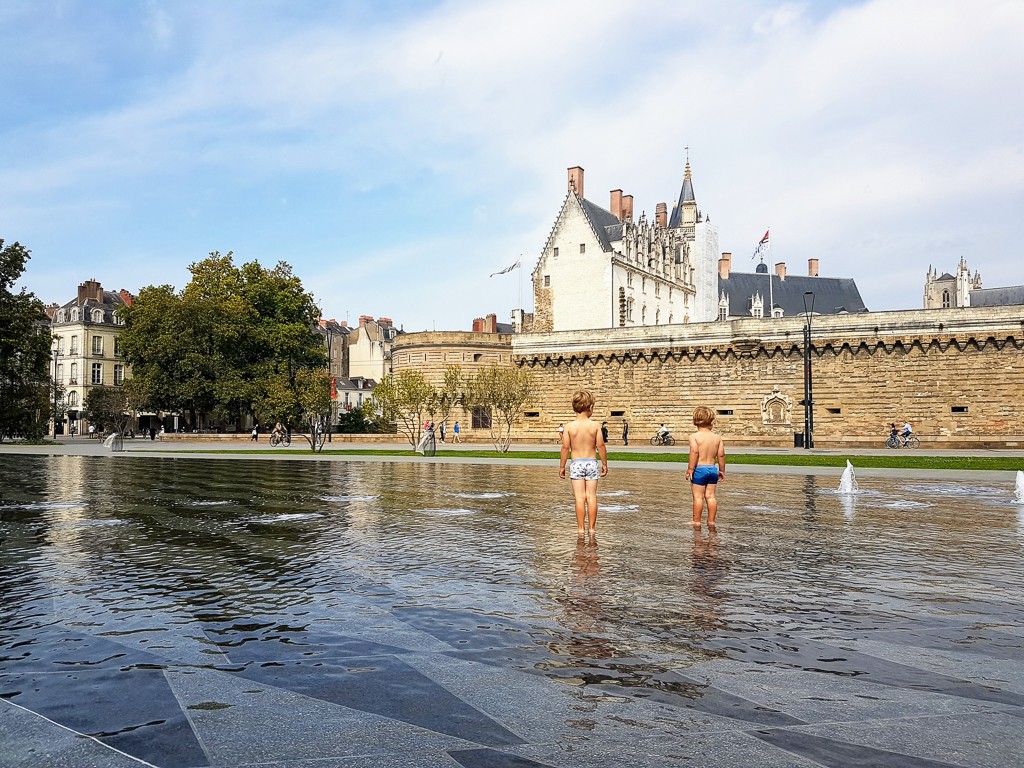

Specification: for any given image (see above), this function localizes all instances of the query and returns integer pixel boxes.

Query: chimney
[359,314,373,328]
[118,289,133,307]
[567,166,585,199]
[472,317,484,332]
[808,258,819,277]
[378,317,392,327]
[485,313,497,333]
[775,262,786,280]
[621,194,634,222]
[610,189,623,221]
[78,279,103,304]
[655,202,667,228]
[718,252,732,279]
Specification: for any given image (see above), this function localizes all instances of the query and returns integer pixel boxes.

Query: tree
[335,403,389,434]
[426,365,463,431]
[462,364,536,453]
[0,240,54,442]
[118,252,326,429]
[370,370,437,448]
[293,368,332,452]
[83,387,131,435]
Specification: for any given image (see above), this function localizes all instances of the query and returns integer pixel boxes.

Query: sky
[3,0,1022,332]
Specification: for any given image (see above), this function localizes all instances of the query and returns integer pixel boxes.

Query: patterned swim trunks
[569,459,600,480]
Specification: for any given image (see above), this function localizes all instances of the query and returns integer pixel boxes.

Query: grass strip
[167,447,1023,472]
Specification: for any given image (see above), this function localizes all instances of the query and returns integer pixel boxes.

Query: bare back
[688,427,724,467]
[564,417,602,459]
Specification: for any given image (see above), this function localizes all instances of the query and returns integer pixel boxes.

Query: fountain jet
[838,460,858,494]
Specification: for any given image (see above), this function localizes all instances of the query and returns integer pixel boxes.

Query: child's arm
[597,424,608,476]
[559,429,570,478]
[717,438,726,481]
[686,433,698,481]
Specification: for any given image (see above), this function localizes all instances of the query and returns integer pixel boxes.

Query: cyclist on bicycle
[657,423,670,440]
[900,421,913,440]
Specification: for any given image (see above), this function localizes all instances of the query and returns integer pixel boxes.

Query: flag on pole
[751,229,770,260]
[489,259,520,277]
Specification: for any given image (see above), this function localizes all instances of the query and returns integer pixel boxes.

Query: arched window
[68,391,79,407]
[641,305,647,324]
[56,310,66,323]
[70,308,80,322]
[92,309,104,323]
[942,289,950,308]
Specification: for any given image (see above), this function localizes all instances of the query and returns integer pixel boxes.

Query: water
[837,459,858,494]
[1,455,1022,767]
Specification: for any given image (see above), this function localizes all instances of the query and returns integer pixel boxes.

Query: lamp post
[324,323,335,443]
[802,291,815,450]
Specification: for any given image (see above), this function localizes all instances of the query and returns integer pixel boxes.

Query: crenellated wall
[511,306,1024,448]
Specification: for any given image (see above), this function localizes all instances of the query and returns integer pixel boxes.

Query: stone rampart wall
[512,306,1024,448]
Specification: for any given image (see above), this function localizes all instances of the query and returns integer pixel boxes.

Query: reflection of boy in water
[558,390,608,536]
[685,406,726,526]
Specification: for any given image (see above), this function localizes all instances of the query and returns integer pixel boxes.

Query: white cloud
[4,0,1023,325]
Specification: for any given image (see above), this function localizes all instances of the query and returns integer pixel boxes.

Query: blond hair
[692,406,715,427]
[572,390,595,414]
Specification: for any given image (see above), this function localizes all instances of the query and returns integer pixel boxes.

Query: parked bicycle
[885,430,919,449]
[650,432,675,446]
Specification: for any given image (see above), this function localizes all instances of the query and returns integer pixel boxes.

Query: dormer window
[92,309,103,323]
[70,308,80,322]
[56,310,66,323]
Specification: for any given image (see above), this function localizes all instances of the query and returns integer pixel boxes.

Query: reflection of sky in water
[0,456,1022,673]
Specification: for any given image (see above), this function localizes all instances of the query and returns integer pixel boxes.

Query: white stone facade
[530,164,718,332]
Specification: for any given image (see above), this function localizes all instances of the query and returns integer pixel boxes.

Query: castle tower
[668,159,697,231]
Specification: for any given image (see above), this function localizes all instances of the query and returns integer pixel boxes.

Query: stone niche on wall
[761,385,793,427]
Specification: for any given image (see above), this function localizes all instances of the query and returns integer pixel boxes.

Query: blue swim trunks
[691,465,719,486]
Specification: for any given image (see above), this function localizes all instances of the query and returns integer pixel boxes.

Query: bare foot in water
[577,528,586,536]
[689,520,702,526]
[588,527,597,535]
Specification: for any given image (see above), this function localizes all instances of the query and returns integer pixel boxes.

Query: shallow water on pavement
[1,455,1022,765]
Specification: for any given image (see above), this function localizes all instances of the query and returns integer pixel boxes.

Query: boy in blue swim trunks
[685,406,726,526]
[559,389,608,535]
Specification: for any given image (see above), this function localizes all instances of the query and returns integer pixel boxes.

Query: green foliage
[293,368,332,452]
[461,364,536,453]
[370,369,438,448]
[118,252,326,429]
[83,386,131,435]
[335,404,390,434]
[0,240,54,442]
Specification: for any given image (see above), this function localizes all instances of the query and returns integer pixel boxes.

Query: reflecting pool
[1,455,1023,768]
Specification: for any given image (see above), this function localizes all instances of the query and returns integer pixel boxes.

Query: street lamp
[324,322,335,443]
[802,291,815,450]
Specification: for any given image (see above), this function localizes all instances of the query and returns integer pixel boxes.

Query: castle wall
[512,306,1024,447]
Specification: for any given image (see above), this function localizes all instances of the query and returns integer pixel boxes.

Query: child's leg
[704,482,718,525]
[571,478,588,534]
[690,482,706,525]
[584,479,599,532]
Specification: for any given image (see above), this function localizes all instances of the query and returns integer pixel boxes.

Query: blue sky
[3,0,1022,331]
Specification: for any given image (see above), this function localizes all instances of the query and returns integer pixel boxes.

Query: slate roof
[719,271,869,317]
[579,197,623,251]
[970,286,1024,307]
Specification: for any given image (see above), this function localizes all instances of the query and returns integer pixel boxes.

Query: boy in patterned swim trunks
[685,406,726,527]
[559,390,608,535]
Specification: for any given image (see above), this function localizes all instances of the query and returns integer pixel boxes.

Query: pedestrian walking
[622,420,629,446]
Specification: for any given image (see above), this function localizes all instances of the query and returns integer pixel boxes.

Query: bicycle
[269,430,291,447]
[885,432,919,449]
[650,433,675,446]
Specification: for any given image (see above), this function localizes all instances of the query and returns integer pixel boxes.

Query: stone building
[391,329,515,437]
[924,258,1024,309]
[346,315,401,381]
[528,161,719,332]
[50,279,133,435]
[716,253,867,320]
[511,305,1024,448]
